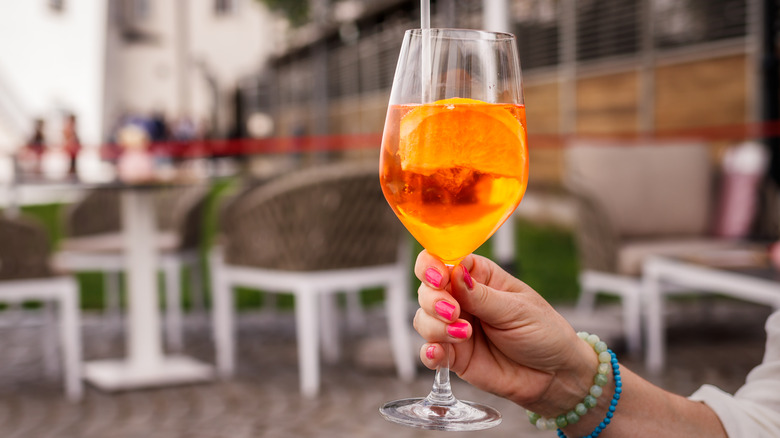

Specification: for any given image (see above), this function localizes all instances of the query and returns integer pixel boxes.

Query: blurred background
[0,1,779,437]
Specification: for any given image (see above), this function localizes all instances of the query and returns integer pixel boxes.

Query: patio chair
[564,140,746,354]
[210,160,416,397]
[53,185,208,350]
[0,215,82,401]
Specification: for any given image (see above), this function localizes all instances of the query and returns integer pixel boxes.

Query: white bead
[536,418,547,430]
[586,334,600,346]
[577,331,589,340]
[598,351,612,363]
[598,363,610,375]
[546,418,558,430]
[590,385,603,397]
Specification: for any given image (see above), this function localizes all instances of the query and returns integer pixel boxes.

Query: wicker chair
[564,140,746,354]
[54,185,208,350]
[0,215,82,401]
[210,160,416,397]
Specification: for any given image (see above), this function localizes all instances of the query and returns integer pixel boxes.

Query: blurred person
[413,250,780,437]
[148,110,169,142]
[171,115,197,141]
[17,118,47,175]
[62,113,81,175]
[27,118,47,155]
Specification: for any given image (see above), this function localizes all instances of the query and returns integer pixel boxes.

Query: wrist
[526,332,600,417]
[525,332,620,433]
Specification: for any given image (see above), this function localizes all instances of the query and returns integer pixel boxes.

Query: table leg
[644,258,666,374]
[84,190,212,391]
[124,190,163,368]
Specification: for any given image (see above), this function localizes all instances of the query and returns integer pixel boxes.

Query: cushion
[616,238,745,276]
[60,232,180,253]
[565,140,714,238]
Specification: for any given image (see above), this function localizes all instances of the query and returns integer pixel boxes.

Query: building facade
[250,0,776,184]
[0,0,279,152]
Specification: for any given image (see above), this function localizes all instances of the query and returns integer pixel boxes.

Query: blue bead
[615,393,621,399]
[604,417,611,424]
[609,404,616,411]
[616,387,623,394]
[606,411,614,419]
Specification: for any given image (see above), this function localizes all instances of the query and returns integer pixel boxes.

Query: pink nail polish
[425,268,442,288]
[447,322,469,339]
[434,301,456,321]
[462,267,474,289]
[426,345,436,360]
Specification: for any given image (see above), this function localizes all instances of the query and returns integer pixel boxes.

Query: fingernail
[426,345,436,360]
[447,322,469,339]
[434,300,456,320]
[462,267,474,289]
[425,268,442,288]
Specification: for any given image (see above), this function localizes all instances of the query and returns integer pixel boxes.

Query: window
[48,0,65,12]
[114,0,150,24]
[215,0,238,15]
[576,0,640,62]
[513,0,560,70]
[653,0,747,50]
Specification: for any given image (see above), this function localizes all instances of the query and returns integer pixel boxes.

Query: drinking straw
[421,0,432,102]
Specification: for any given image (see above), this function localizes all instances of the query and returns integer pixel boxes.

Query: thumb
[450,256,534,327]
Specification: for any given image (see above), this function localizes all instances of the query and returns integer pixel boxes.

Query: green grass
[9,187,582,311]
[514,219,580,303]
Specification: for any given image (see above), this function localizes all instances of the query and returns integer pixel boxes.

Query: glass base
[379,397,502,431]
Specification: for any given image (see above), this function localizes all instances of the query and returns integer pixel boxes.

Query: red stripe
[98,121,780,160]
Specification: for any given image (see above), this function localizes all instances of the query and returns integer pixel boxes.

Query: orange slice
[398,97,525,177]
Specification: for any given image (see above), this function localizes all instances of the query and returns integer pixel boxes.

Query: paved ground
[0,299,772,438]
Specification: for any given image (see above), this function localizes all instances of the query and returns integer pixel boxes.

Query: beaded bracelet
[557,349,621,438]
[525,332,620,435]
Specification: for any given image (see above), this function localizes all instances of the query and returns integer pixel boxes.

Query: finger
[413,308,472,343]
[413,250,450,290]
[450,261,535,327]
[420,343,446,370]
[417,283,460,322]
[459,253,529,293]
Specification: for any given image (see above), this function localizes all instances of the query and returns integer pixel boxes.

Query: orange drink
[380,97,529,264]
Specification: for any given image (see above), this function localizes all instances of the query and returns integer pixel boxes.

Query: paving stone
[0,301,769,437]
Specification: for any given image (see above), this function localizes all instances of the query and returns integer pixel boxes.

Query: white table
[83,188,213,390]
[642,251,780,374]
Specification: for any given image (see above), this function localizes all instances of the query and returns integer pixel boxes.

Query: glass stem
[424,344,457,406]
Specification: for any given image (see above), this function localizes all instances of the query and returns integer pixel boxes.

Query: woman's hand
[413,250,598,415]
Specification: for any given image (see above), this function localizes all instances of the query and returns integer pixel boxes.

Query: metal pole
[483,0,511,33]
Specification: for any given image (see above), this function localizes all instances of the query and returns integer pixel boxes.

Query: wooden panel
[529,147,565,185]
[654,55,747,131]
[576,72,639,134]
[525,82,560,134]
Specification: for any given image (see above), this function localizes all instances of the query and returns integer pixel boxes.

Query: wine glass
[378,29,529,430]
